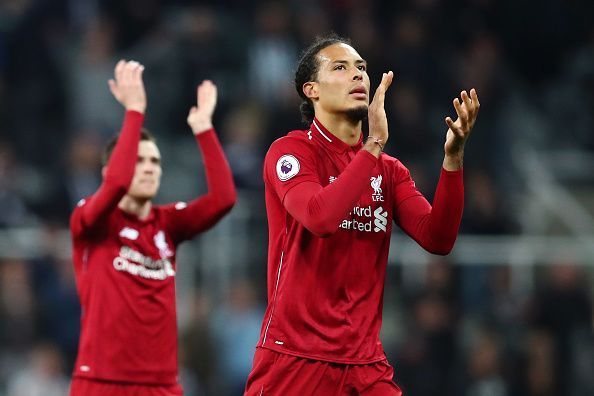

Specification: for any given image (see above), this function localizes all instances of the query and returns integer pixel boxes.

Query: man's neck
[118,195,152,220]
[315,112,363,146]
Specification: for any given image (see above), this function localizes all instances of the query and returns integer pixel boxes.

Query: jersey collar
[119,206,156,223]
[310,118,363,153]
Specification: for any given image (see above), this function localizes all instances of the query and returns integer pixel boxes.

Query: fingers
[111,60,144,86]
[114,60,125,83]
[109,59,147,113]
[470,88,480,115]
[371,71,394,108]
[453,97,468,130]
[196,79,217,109]
[133,63,145,85]
[461,90,472,115]
[123,61,140,85]
[446,88,480,139]
[108,79,118,97]
[445,116,463,138]
[187,106,197,119]
[384,70,394,91]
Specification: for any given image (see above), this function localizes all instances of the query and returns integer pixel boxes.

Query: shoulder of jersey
[379,152,401,166]
[74,195,94,209]
[268,130,314,153]
[156,201,188,212]
[266,130,313,182]
[276,130,313,145]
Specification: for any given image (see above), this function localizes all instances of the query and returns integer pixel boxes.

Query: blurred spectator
[465,329,508,396]
[462,169,517,235]
[524,329,556,396]
[530,263,592,395]
[221,102,266,189]
[386,80,436,187]
[210,279,264,395]
[177,5,240,107]
[62,131,102,208]
[397,292,459,396]
[247,2,296,108]
[181,290,216,395]
[67,15,120,133]
[31,224,80,367]
[6,342,69,396]
[0,141,35,227]
[0,258,37,391]
[0,258,37,351]
[293,4,331,49]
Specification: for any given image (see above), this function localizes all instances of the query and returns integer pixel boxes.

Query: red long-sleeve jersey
[257,118,463,364]
[70,110,236,384]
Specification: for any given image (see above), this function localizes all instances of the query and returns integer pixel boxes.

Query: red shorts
[244,347,403,396]
[69,377,183,396]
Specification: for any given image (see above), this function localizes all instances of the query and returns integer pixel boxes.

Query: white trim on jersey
[312,119,333,142]
[262,250,284,346]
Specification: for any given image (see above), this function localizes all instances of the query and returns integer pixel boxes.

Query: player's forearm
[398,168,464,254]
[79,111,143,228]
[442,152,464,171]
[194,129,237,212]
[104,110,144,189]
[285,150,377,237]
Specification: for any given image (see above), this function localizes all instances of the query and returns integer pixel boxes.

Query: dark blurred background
[0,0,593,395]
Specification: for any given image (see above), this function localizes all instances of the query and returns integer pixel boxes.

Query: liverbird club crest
[371,175,384,202]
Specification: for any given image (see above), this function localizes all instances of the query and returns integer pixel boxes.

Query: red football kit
[246,118,463,395]
[69,110,235,390]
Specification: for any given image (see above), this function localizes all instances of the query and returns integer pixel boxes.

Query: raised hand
[366,71,394,155]
[187,80,217,135]
[108,60,146,114]
[443,89,480,169]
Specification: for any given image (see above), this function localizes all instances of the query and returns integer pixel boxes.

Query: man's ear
[303,82,319,101]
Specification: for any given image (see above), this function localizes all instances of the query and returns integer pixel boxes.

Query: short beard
[345,105,368,123]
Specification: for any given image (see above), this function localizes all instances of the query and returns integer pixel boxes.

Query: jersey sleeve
[393,164,464,255]
[70,111,144,240]
[265,137,378,237]
[162,129,236,244]
[264,137,321,202]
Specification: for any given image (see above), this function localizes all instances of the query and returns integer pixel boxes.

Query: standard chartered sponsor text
[339,205,388,233]
[113,246,175,280]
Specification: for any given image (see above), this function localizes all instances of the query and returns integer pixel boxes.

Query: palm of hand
[444,89,480,156]
[187,80,217,134]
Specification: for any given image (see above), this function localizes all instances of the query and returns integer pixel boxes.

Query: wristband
[366,135,384,152]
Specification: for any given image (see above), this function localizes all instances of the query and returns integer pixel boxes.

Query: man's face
[307,43,370,119]
[127,140,162,200]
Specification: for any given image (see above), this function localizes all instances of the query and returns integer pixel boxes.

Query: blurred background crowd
[0,0,593,395]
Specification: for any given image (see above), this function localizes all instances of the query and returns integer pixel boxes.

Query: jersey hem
[72,372,178,386]
[258,345,386,365]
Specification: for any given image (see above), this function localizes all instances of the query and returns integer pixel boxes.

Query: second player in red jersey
[245,35,480,395]
[69,61,236,395]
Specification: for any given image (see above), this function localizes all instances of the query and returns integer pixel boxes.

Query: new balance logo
[119,227,139,240]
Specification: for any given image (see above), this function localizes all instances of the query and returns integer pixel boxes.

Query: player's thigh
[360,379,402,396]
[244,348,345,396]
[69,377,183,396]
[355,360,402,396]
